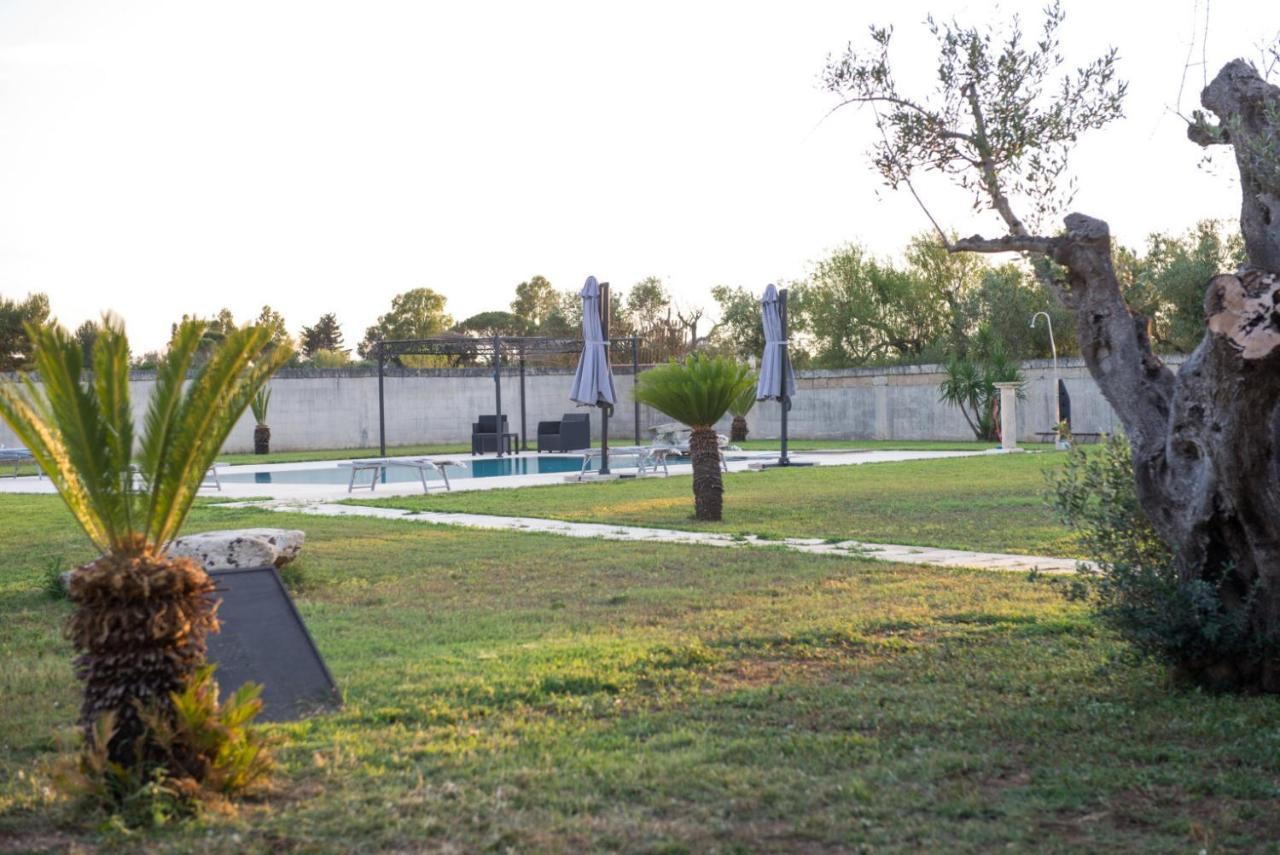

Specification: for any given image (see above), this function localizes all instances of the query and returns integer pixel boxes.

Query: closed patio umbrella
[757,284,801,466]
[571,276,617,473]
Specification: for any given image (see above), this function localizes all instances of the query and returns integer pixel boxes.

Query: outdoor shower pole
[1031,311,1060,430]
[493,335,504,458]
[632,335,640,445]
[779,288,791,467]
[599,283,611,475]
[377,343,387,457]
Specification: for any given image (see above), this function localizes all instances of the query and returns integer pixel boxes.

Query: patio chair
[471,414,511,455]
[537,413,591,453]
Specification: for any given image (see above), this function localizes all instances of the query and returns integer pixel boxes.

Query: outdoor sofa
[537,413,591,453]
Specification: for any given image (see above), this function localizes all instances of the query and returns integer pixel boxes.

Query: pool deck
[0,448,1000,501]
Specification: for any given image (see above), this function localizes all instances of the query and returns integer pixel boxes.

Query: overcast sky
[2,0,1277,353]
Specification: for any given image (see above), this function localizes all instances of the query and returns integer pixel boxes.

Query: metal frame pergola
[372,334,642,457]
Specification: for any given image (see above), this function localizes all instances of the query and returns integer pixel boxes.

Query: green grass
[3,494,1278,851]
[363,451,1083,558]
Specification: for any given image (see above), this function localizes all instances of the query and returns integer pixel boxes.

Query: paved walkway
[219,500,1084,575]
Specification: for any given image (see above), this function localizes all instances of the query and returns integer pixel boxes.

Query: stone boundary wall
[1,356,1184,452]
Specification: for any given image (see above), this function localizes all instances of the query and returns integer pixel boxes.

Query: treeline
[0,220,1239,373]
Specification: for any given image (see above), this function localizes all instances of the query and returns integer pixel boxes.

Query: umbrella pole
[779,288,790,467]
[599,283,611,475]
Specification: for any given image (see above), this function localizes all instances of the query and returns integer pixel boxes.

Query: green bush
[1047,434,1263,684]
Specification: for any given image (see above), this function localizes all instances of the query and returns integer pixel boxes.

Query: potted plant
[0,317,290,802]
[1055,419,1073,450]
[251,387,272,454]
[727,379,758,443]
[633,354,755,521]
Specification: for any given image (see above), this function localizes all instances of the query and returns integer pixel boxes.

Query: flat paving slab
[218,499,1086,575]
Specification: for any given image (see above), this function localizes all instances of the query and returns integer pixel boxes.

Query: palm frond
[633,355,755,429]
[727,377,759,418]
[0,324,127,551]
[144,324,292,547]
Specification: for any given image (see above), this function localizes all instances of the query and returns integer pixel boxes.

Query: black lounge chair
[536,413,591,453]
[471,414,511,455]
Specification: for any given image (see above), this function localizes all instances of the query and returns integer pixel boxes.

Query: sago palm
[633,354,755,521]
[727,379,759,443]
[0,317,290,772]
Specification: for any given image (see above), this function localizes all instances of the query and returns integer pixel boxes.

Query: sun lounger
[339,458,463,493]
[576,445,683,480]
[0,446,38,478]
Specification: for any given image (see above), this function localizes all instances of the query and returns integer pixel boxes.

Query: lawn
[3,494,1278,852]
[361,450,1083,558]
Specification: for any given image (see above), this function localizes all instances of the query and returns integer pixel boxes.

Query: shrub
[1047,434,1267,686]
[55,666,274,825]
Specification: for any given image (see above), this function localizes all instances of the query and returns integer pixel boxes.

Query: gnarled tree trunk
[954,60,1280,691]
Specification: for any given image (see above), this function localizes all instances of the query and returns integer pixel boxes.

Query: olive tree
[825,3,1280,690]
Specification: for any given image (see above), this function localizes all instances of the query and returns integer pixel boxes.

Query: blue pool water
[217,453,673,486]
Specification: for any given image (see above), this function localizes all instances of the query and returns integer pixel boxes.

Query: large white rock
[166,528,306,571]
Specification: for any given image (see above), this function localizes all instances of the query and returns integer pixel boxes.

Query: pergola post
[377,343,386,457]
[631,335,640,445]
[493,334,504,457]
[519,349,528,451]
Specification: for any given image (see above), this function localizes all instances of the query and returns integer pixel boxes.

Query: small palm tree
[251,387,272,454]
[633,354,755,521]
[0,317,290,774]
[727,380,758,442]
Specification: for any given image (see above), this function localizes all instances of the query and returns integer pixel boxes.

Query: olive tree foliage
[822,1,1125,239]
[826,4,1280,691]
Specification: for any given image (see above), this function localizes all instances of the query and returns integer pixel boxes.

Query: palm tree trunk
[254,424,271,455]
[688,426,724,521]
[730,416,748,442]
[67,552,219,765]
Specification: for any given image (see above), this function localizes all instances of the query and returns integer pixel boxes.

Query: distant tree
[511,276,560,330]
[254,305,294,352]
[709,285,764,361]
[299,313,346,357]
[73,320,101,370]
[805,244,951,365]
[455,310,529,338]
[358,288,454,359]
[309,348,351,369]
[956,263,1078,361]
[0,292,51,372]
[170,308,237,366]
[1115,221,1247,353]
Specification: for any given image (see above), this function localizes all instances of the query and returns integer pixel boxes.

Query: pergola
[371,335,643,456]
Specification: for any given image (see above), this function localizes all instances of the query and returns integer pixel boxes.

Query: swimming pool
[217,453,679,486]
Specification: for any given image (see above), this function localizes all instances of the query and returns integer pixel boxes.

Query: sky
[1,0,1278,353]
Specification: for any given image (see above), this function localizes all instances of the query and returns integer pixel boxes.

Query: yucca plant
[250,387,272,454]
[727,379,759,443]
[0,316,290,777]
[633,354,755,521]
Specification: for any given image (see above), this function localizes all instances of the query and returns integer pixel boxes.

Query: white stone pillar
[994,382,1021,451]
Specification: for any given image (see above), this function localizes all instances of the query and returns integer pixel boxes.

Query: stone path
[218,500,1085,575]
